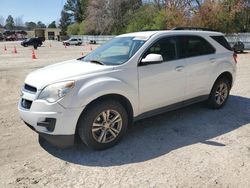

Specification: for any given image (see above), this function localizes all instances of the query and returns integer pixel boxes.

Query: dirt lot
[0,41,250,188]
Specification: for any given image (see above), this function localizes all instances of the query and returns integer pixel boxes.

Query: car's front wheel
[207,78,230,109]
[77,100,128,150]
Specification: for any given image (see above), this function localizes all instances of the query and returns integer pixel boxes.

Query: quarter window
[179,36,215,58]
[210,36,232,51]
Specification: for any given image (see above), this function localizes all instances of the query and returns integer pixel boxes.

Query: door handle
[175,66,184,71]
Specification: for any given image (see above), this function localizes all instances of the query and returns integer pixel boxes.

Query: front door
[138,36,186,114]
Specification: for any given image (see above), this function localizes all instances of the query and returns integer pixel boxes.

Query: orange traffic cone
[32,50,37,59]
[89,44,92,51]
[4,45,7,51]
[13,46,17,53]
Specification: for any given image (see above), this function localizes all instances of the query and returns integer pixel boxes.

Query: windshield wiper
[89,60,105,65]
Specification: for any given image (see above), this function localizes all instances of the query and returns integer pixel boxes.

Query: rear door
[178,35,216,99]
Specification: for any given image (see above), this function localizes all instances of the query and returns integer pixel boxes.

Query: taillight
[233,52,237,64]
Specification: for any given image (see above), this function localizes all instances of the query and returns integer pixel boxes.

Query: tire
[77,100,128,150]
[207,78,230,109]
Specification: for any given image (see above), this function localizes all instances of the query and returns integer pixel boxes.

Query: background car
[0,33,3,41]
[21,38,43,48]
[63,38,82,46]
[233,41,244,53]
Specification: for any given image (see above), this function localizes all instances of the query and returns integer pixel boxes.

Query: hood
[25,59,113,89]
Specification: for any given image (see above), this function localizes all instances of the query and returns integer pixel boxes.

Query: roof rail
[172,27,217,32]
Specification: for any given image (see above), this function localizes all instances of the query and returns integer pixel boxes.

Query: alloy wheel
[215,83,228,105]
[92,109,122,143]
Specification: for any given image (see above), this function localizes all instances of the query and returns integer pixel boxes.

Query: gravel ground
[0,41,250,188]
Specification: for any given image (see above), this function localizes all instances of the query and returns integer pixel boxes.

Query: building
[0,28,4,33]
[26,28,61,40]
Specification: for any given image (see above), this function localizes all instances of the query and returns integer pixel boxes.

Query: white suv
[63,38,82,46]
[18,29,237,150]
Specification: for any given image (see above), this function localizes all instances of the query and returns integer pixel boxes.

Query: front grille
[24,84,37,93]
[21,99,32,109]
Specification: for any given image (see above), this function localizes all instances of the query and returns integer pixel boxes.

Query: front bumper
[18,99,84,148]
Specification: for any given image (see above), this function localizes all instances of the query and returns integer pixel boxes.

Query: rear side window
[179,36,215,58]
[210,36,232,51]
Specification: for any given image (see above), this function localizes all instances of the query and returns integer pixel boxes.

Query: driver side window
[143,37,178,62]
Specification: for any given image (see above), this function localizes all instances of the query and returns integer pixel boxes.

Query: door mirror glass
[141,54,163,64]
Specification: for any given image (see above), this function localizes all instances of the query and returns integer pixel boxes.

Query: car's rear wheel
[207,78,230,109]
[77,100,128,150]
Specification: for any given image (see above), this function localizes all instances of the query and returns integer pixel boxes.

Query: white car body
[18,30,237,147]
[63,38,82,46]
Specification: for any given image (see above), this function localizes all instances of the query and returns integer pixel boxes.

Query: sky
[0,0,67,25]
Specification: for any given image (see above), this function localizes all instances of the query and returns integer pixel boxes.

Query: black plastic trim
[173,27,217,32]
[24,84,37,93]
[134,95,209,121]
[39,133,74,148]
[21,99,32,109]
[23,121,74,148]
[37,118,56,132]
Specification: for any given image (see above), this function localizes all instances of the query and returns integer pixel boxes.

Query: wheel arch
[75,93,134,137]
[214,71,233,89]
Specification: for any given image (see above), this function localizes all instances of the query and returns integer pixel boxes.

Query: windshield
[81,37,146,65]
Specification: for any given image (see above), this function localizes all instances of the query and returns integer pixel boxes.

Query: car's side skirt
[134,95,209,121]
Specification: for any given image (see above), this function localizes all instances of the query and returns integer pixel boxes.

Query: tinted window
[179,36,215,58]
[210,36,232,51]
[143,37,178,61]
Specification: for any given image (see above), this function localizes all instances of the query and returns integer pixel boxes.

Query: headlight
[38,81,75,103]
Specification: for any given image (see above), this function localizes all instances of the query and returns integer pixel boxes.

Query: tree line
[59,0,250,35]
[0,15,57,30]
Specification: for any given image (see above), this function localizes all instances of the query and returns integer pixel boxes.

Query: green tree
[25,21,37,30]
[64,0,89,22]
[5,15,14,30]
[48,21,57,28]
[59,10,72,35]
[67,22,80,34]
[125,5,164,32]
[84,0,142,34]
[60,0,249,35]
[37,21,46,28]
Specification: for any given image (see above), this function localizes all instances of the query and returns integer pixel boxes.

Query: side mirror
[141,54,163,65]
